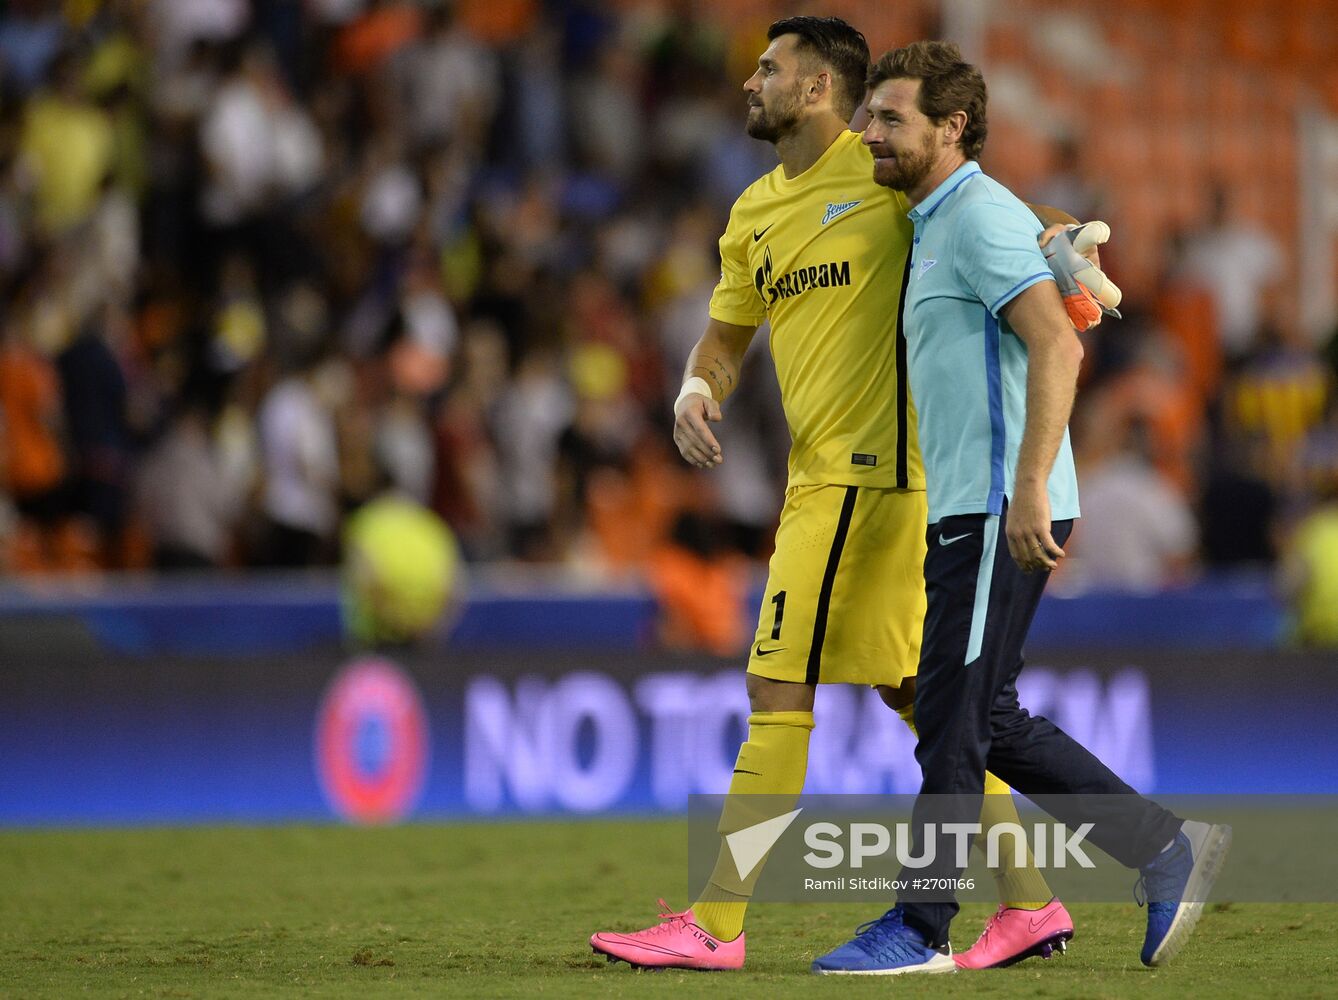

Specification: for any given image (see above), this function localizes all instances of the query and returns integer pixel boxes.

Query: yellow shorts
[747,483,927,687]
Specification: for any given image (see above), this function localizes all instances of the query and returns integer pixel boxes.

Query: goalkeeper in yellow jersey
[590,16,1091,972]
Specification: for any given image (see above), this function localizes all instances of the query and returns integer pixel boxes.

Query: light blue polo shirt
[904,161,1080,525]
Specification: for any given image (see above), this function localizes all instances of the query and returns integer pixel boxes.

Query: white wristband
[674,376,714,412]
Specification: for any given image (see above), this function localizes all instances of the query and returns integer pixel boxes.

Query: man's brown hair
[866,40,988,159]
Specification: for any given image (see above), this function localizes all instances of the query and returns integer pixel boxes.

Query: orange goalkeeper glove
[1042,221,1123,331]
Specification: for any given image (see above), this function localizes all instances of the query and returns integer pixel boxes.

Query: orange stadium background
[0,0,1336,649]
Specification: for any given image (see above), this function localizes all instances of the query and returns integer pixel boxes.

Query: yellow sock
[980,773,1053,909]
[691,710,813,941]
[896,703,1052,910]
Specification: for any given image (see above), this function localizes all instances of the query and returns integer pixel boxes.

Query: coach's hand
[1006,485,1065,573]
[673,381,724,468]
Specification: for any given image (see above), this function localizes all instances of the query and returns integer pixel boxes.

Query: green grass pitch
[2,819,1335,997]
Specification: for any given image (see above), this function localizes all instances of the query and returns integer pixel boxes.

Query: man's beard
[746,87,802,142]
[872,130,937,191]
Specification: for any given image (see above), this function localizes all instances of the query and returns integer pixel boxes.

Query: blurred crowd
[0,1,1334,643]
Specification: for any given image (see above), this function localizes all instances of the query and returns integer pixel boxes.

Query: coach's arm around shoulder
[673,318,758,469]
[999,280,1084,574]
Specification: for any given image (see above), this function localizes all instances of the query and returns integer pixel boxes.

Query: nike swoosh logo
[939,532,973,546]
[1028,909,1061,934]
[755,644,787,657]
[753,223,774,242]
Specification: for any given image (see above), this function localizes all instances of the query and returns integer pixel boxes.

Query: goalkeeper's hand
[1039,221,1123,331]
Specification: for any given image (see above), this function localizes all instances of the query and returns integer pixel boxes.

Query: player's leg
[687,674,813,943]
[978,776,1052,908]
[957,776,1075,968]
[877,678,1073,969]
[689,482,857,941]
[590,485,838,969]
[810,492,960,975]
[589,675,811,970]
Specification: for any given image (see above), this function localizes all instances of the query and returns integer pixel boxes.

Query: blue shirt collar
[908,160,982,221]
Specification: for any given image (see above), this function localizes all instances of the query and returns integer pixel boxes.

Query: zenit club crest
[821,200,862,225]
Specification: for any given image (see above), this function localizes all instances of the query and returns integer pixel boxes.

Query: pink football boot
[590,899,745,970]
[954,898,1074,969]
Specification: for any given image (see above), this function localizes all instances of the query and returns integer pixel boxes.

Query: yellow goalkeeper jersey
[708,129,924,490]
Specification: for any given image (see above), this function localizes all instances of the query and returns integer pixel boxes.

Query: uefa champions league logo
[314,657,430,824]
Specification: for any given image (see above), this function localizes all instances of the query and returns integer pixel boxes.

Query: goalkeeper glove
[1042,221,1123,331]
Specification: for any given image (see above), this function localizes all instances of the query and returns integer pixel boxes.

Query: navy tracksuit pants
[898,504,1183,948]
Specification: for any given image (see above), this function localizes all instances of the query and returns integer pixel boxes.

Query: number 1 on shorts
[771,590,787,640]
